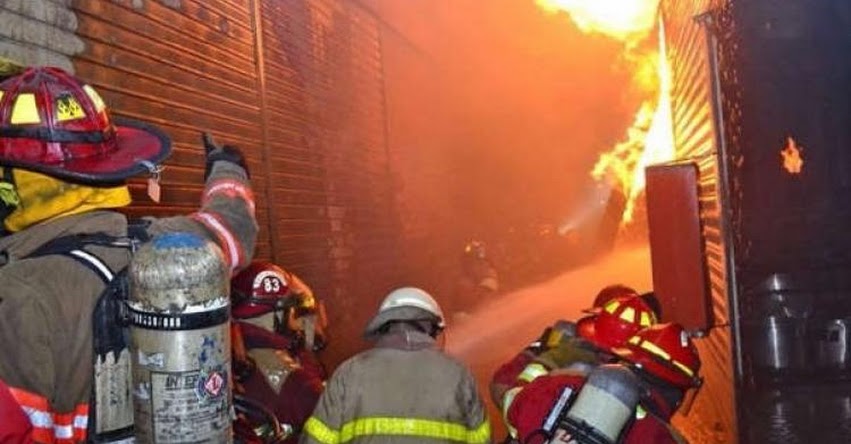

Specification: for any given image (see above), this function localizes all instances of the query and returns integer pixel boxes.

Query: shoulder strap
[24,231,141,284]
[63,249,114,284]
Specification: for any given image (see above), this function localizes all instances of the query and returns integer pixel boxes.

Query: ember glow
[537,0,673,226]
[781,136,804,174]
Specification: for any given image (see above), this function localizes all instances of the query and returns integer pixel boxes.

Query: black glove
[202,132,249,180]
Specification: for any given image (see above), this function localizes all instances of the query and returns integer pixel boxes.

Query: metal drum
[741,273,812,378]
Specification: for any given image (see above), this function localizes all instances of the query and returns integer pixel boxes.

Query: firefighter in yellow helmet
[0,67,257,443]
[301,287,491,444]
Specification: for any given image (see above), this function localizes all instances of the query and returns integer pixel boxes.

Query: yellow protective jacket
[301,329,491,444]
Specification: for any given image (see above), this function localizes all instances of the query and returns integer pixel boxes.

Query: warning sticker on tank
[150,368,230,443]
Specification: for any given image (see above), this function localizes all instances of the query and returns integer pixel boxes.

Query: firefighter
[489,285,653,408]
[495,294,658,442]
[231,261,327,442]
[301,287,491,444]
[458,239,500,302]
[504,323,701,444]
[611,323,702,433]
[0,67,257,442]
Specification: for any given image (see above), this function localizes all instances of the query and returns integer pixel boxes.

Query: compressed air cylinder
[128,232,232,444]
[563,364,641,444]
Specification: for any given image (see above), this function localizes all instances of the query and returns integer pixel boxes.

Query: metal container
[742,273,811,375]
[129,232,232,444]
[745,317,808,373]
[810,318,851,371]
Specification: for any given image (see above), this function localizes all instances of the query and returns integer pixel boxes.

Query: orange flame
[780,137,804,174]
[592,19,673,225]
[537,0,673,226]
[535,0,659,42]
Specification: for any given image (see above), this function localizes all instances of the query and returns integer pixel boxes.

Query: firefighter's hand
[202,132,249,180]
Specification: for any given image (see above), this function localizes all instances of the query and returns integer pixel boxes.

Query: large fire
[537,0,675,225]
[535,0,658,41]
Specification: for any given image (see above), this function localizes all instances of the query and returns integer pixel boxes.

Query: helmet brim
[612,346,700,389]
[363,306,443,339]
[0,117,171,185]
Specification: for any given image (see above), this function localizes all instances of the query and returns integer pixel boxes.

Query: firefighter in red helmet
[0,67,257,443]
[612,323,703,422]
[496,294,658,441]
[489,285,652,410]
[230,261,328,443]
[232,260,328,355]
[504,323,701,444]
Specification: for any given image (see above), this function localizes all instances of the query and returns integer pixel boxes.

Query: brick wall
[0,0,83,71]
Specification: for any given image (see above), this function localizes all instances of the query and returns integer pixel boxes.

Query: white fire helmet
[364,287,445,338]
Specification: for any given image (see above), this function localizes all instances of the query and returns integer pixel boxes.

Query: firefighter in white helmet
[301,287,491,444]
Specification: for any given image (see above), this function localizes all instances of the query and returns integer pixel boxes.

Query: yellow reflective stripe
[517,362,548,383]
[672,359,695,376]
[305,416,490,443]
[636,404,647,419]
[341,417,490,443]
[640,311,652,327]
[620,306,636,323]
[304,416,341,444]
[83,85,106,112]
[639,339,671,361]
[11,93,40,124]
[501,386,523,438]
[604,300,620,314]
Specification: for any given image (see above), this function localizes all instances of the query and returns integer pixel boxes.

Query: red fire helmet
[613,323,702,389]
[590,284,639,310]
[0,67,171,183]
[231,261,292,319]
[577,295,658,352]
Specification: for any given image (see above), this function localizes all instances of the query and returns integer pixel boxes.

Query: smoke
[446,246,652,356]
[373,0,645,239]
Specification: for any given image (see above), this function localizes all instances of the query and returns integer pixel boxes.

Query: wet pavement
[446,246,654,441]
[738,382,851,443]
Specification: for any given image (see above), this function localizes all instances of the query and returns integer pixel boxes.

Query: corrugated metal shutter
[71,0,273,259]
[258,0,401,361]
[662,1,737,442]
[71,0,401,364]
